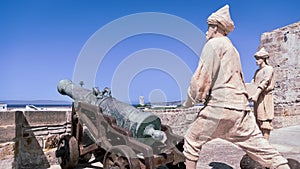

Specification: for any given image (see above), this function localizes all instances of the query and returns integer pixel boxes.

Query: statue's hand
[250,94,259,102]
[183,98,193,108]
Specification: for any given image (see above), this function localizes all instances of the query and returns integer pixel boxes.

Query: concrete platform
[269,125,300,162]
[196,125,300,169]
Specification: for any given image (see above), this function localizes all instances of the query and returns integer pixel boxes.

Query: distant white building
[25,105,47,111]
[139,96,145,106]
[0,103,7,111]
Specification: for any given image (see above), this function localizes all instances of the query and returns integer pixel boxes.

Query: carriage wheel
[79,153,92,163]
[103,145,140,169]
[56,135,79,169]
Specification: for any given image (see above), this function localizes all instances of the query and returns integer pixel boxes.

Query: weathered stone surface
[240,154,264,169]
[260,21,300,128]
[0,126,15,142]
[240,154,300,169]
[49,128,66,134]
[22,111,69,127]
[149,106,201,136]
[0,110,72,168]
[0,111,15,126]
[0,142,15,169]
[0,111,16,143]
[14,136,51,168]
[45,135,59,150]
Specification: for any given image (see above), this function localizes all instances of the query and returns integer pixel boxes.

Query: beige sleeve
[258,66,274,92]
[189,61,212,102]
[188,42,218,104]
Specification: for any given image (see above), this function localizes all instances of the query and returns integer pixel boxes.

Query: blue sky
[0,0,299,104]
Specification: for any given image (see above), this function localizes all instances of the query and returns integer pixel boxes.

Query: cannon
[55,79,185,169]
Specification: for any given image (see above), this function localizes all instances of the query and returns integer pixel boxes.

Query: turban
[207,4,234,35]
[254,47,269,59]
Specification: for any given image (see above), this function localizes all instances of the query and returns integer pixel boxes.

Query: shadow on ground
[209,162,233,169]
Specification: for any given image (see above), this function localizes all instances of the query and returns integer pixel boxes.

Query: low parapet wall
[0,109,72,168]
[147,106,202,135]
[149,106,300,133]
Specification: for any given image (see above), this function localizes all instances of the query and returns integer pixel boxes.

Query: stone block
[170,126,190,136]
[23,127,49,137]
[48,126,65,130]
[0,111,15,126]
[0,126,15,143]
[186,113,197,121]
[14,136,50,168]
[157,113,180,126]
[49,128,66,134]
[33,130,49,136]
[22,111,67,127]
[0,142,15,169]
[44,135,59,150]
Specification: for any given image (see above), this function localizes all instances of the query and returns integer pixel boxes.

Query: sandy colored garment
[187,36,250,111]
[252,65,275,121]
[245,83,257,97]
[183,106,288,168]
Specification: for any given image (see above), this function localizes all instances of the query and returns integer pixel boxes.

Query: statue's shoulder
[206,36,231,50]
[264,65,274,72]
[209,36,228,43]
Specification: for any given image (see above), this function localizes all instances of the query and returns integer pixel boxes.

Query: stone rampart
[147,106,202,136]
[259,21,300,128]
[0,110,72,169]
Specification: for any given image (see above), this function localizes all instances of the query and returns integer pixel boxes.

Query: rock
[240,154,264,169]
[287,158,300,169]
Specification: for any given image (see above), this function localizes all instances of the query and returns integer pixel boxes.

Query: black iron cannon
[55,79,185,169]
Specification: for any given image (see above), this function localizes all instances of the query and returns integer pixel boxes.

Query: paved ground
[49,125,300,169]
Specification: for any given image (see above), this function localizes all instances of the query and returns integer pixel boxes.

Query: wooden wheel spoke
[115,156,129,168]
[103,146,140,169]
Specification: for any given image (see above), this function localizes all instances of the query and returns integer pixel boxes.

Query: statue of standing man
[249,47,275,140]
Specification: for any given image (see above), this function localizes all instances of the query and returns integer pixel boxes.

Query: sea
[0,100,72,109]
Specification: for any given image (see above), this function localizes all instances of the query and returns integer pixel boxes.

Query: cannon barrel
[57,79,165,145]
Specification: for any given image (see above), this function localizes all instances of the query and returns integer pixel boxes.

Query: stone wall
[0,110,72,169]
[148,106,202,136]
[259,21,300,128]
